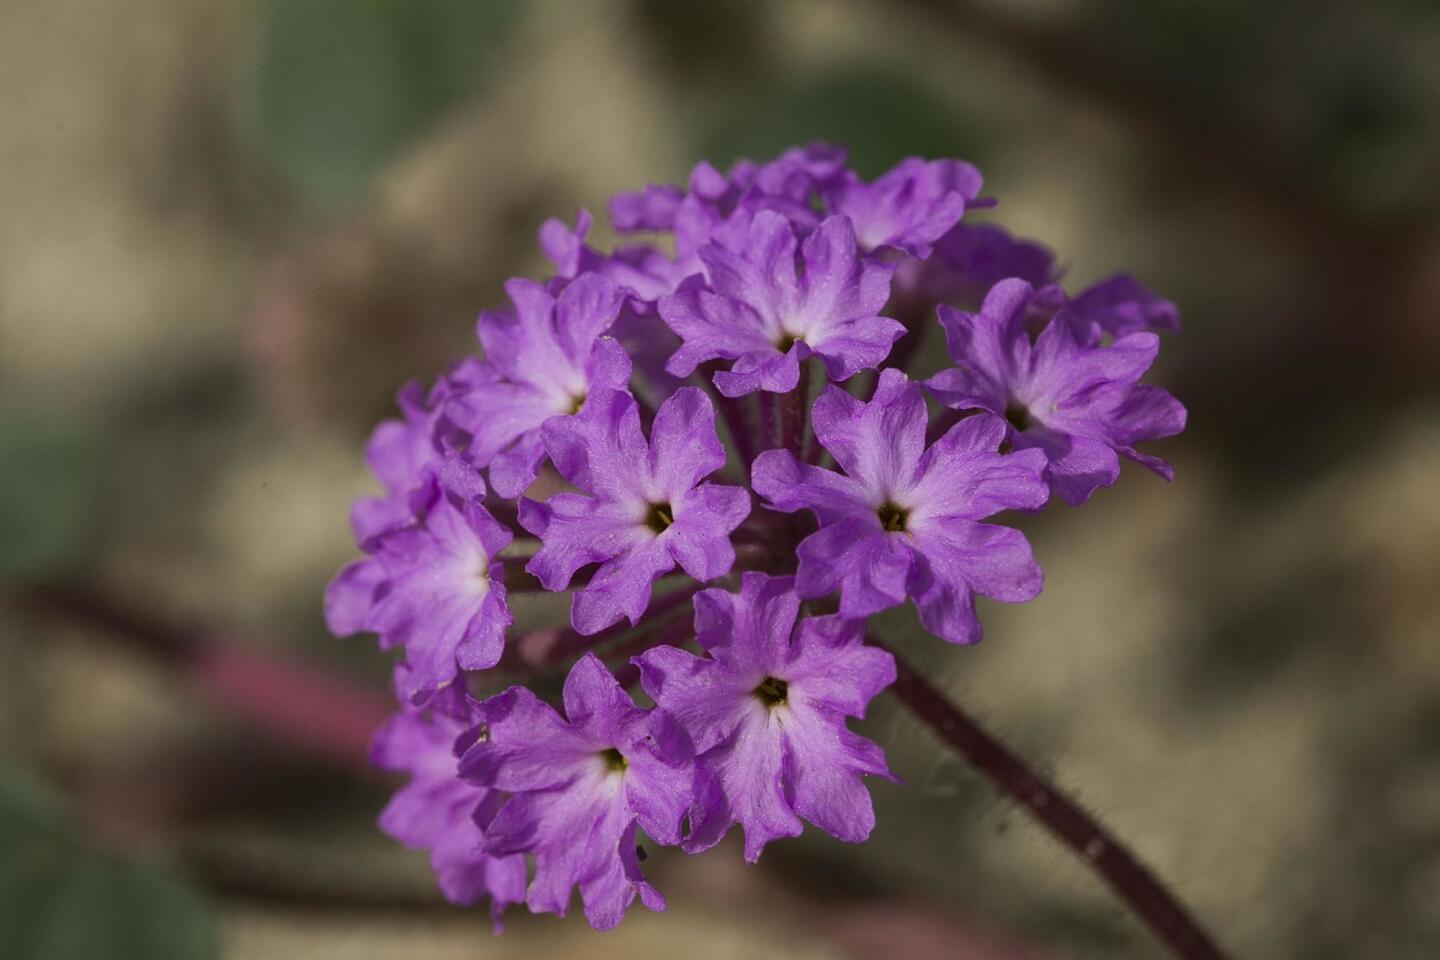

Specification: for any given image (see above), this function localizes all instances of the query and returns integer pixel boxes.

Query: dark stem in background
[871,637,1230,960]
[18,583,391,776]
[632,388,660,434]
[708,382,758,476]
[605,612,695,689]
[759,389,782,453]
[780,366,808,456]
[886,289,934,378]
[499,582,701,672]
[482,497,521,536]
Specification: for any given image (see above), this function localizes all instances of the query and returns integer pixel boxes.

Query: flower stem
[606,612,695,689]
[502,583,701,672]
[706,381,758,478]
[20,582,390,775]
[781,367,808,456]
[760,390,781,453]
[885,289,933,376]
[871,637,1230,960]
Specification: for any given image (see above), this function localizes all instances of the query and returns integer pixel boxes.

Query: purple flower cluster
[327,144,1185,929]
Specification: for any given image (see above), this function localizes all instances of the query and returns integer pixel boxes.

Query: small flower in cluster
[370,666,525,926]
[326,143,1187,928]
[925,278,1186,505]
[637,573,896,860]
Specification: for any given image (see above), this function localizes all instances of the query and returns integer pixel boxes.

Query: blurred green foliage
[701,65,989,179]
[252,0,521,206]
[0,421,98,579]
[0,762,216,960]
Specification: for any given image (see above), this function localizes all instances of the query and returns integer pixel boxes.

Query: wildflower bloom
[925,278,1187,505]
[446,273,631,498]
[326,497,513,702]
[458,653,694,930]
[519,386,750,634]
[636,573,895,860]
[752,368,1049,644]
[1067,273,1181,340]
[327,143,1189,928]
[539,208,687,307]
[370,669,525,924]
[825,156,983,257]
[659,211,901,396]
[347,379,441,542]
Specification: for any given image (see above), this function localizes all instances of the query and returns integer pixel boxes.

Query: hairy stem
[501,583,701,672]
[871,638,1229,960]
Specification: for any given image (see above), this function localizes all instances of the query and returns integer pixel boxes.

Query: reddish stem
[605,612,695,689]
[500,583,700,672]
[19,583,391,775]
[872,638,1229,960]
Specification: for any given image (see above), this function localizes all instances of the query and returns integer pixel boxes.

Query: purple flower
[325,498,513,702]
[348,380,438,542]
[925,278,1187,505]
[658,211,901,396]
[752,368,1049,644]
[636,573,895,861]
[1067,273,1181,339]
[446,274,631,498]
[458,653,695,930]
[329,143,1193,932]
[919,222,1058,305]
[539,208,689,307]
[520,387,750,635]
[371,671,525,924]
[609,146,848,300]
[748,142,849,213]
[608,183,685,234]
[347,363,489,543]
[826,156,983,257]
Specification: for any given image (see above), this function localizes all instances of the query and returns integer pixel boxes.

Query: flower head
[636,573,895,860]
[519,386,750,634]
[925,278,1187,505]
[753,368,1049,644]
[328,143,1189,930]
[458,653,694,930]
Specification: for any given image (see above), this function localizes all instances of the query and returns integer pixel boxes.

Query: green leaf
[0,762,217,960]
[0,846,77,960]
[0,420,97,578]
[0,760,72,844]
[29,859,217,960]
[252,0,521,206]
[0,761,79,959]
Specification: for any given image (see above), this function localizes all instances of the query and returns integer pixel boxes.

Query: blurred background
[2,1,1438,957]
